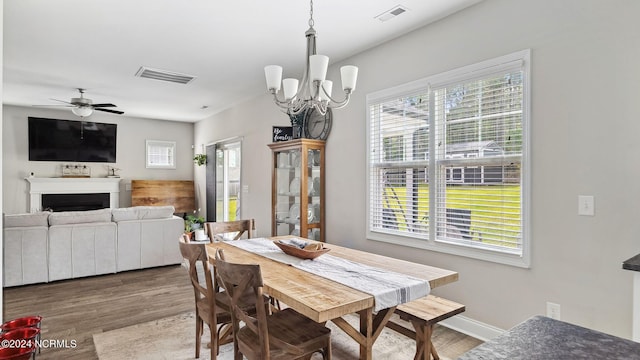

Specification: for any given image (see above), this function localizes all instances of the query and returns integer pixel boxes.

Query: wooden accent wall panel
[131,180,195,214]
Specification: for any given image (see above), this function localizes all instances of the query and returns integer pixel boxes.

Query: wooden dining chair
[178,237,234,360]
[214,248,332,360]
[206,220,281,312]
[205,219,255,242]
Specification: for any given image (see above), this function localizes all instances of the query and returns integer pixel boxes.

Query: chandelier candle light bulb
[309,55,329,82]
[341,65,358,92]
[283,78,299,100]
[319,80,333,101]
[265,65,283,92]
[264,0,358,116]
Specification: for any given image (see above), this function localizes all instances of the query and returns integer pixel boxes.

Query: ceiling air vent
[135,66,196,85]
[375,5,408,22]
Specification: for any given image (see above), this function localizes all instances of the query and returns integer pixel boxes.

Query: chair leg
[270,297,281,313]
[325,341,332,360]
[233,323,242,360]
[210,324,217,360]
[195,317,202,359]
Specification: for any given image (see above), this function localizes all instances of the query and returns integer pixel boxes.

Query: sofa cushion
[111,206,175,222]
[48,208,112,226]
[4,212,51,228]
[110,207,138,222]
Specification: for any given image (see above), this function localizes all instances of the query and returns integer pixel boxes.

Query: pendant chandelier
[264,0,358,116]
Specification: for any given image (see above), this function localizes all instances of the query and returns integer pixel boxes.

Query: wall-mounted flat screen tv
[28,117,117,163]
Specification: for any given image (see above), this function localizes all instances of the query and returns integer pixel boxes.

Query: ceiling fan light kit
[264,0,358,117]
[71,106,93,117]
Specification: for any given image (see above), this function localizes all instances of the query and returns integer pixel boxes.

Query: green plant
[193,154,207,166]
[184,214,205,233]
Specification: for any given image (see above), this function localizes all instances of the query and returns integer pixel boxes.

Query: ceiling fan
[35,88,124,117]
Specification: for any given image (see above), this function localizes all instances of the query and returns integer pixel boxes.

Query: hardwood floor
[3,265,482,359]
[3,265,193,359]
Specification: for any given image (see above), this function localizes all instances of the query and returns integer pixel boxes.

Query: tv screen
[28,117,117,163]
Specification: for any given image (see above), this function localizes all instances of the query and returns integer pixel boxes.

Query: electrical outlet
[547,302,561,320]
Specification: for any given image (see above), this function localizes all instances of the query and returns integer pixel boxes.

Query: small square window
[146,140,176,169]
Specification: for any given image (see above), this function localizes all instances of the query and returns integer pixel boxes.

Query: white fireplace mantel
[26,177,121,212]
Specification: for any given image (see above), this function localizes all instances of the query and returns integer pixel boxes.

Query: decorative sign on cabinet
[272,126,294,142]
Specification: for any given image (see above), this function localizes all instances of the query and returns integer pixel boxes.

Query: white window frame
[366,50,531,268]
[146,140,176,169]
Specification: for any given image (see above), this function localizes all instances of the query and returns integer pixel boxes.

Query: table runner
[225,238,430,311]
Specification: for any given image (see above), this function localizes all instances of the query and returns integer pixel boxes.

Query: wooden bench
[385,295,465,360]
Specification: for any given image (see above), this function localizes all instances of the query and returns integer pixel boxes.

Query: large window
[367,50,530,267]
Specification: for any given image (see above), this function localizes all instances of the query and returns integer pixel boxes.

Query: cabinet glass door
[307,148,321,240]
[270,139,325,242]
[274,149,300,237]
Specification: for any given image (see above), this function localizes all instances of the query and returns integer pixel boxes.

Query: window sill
[367,230,530,268]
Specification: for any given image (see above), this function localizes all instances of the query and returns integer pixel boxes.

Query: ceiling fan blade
[32,104,73,107]
[50,98,73,105]
[95,108,124,115]
[91,103,117,108]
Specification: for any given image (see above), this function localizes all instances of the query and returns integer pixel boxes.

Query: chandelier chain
[308,0,314,28]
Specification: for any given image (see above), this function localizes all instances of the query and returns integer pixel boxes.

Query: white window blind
[146,140,176,169]
[367,50,530,266]
[434,69,523,251]
[369,91,430,237]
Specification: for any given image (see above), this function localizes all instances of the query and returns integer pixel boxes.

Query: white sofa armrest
[3,226,48,287]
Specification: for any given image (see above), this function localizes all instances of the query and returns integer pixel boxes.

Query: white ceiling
[3,0,481,122]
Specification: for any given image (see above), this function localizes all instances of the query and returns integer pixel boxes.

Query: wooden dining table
[206,236,458,360]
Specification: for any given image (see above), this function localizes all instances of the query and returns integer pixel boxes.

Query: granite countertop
[458,315,640,360]
[623,253,640,272]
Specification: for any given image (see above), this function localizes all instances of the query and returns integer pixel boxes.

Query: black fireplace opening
[42,193,110,212]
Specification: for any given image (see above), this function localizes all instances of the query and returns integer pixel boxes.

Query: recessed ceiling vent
[375,5,408,22]
[135,66,196,84]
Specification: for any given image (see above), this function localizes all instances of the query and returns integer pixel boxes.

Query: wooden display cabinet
[268,139,325,242]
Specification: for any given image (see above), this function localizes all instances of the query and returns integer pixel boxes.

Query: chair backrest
[214,249,271,358]
[178,237,216,304]
[205,219,255,241]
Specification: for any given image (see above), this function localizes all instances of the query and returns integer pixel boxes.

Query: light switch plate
[578,195,595,216]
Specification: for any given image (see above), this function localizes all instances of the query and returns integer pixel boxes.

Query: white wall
[193,95,280,235]
[194,0,640,338]
[2,105,194,214]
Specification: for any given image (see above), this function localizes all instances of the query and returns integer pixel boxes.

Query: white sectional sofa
[3,206,184,287]
[112,206,184,271]
[3,212,50,287]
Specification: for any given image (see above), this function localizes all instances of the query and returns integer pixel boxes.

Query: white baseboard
[439,315,505,342]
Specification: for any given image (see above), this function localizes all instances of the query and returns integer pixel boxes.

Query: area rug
[94,312,463,359]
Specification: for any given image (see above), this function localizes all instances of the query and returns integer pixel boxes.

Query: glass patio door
[206,140,241,222]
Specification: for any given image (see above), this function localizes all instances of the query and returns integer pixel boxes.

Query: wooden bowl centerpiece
[274,240,330,260]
